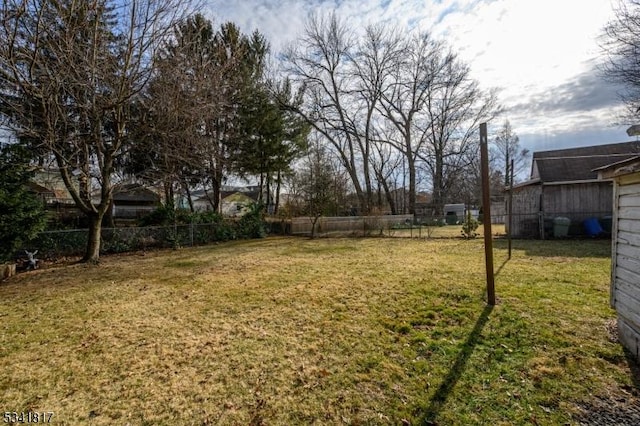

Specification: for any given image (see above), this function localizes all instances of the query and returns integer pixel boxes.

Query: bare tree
[418,57,500,215]
[0,0,190,262]
[283,13,375,214]
[283,15,500,217]
[378,31,451,214]
[288,134,348,237]
[601,0,640,121]
[492,119,529,186]
[370,139,403,214]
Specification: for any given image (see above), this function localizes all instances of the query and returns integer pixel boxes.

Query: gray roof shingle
[532,141,640,182]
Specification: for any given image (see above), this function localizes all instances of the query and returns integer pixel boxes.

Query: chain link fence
[30,221,250,259]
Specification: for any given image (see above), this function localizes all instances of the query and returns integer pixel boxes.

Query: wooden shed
[509,141,640,238]
[597,156,640,360]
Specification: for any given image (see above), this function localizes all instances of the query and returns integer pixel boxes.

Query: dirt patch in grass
[0,236,635,425]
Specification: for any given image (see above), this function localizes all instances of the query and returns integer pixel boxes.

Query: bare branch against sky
[205,0,630,152]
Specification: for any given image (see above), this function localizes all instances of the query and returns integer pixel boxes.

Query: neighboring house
[220,192,257,217]
[190,186,262,217]
[189,189,213,212]
[32,167,77,204]
[30,168,82,222]
[110,184,161,219]
[596,156,640,360]
[508,141,640,238]
[30,169,161,222]
[26,181,56,204]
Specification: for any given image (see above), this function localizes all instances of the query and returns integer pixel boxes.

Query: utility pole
[480,123,496,306]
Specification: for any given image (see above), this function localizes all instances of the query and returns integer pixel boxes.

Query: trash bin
[553,216,571,238]
[600,216,613,233]
[583,217,604,237]
[445,212,458,225]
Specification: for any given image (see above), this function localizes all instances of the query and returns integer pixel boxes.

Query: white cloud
[204,0,631,152]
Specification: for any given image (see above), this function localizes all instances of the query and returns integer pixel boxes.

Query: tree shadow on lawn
[417,304,494,425]
[492,239,611,259]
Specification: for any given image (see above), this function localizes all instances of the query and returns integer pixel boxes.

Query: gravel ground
[573,320,640,426]
[574,392,640,426]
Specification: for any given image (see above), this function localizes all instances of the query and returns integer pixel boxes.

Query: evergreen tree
[230,79,309,212]
[0,144,46,262]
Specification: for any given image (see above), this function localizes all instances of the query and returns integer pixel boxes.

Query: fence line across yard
[31,222,241,258]
[27,213,503,259]
[291,215,415,236]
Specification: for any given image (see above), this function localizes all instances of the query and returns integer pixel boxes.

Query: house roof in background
[532,141,640,182]
[112,184,160,203]
[26,181,55,195]
[193,189,261,203]
[221,190,260,202]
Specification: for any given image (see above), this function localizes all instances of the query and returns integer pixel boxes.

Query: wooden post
[508,159,514,259]
[480,123,496,306]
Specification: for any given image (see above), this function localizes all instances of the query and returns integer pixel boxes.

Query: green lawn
[0,236,635,425]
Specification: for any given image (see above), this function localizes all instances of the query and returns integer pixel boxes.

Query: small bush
[235,202,266,239]
[461,211,479,239]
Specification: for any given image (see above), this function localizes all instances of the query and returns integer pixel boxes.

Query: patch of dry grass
[0,236,633,425]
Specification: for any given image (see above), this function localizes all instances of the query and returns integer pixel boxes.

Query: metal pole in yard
[508,159,514,259]
[480,123,496,306]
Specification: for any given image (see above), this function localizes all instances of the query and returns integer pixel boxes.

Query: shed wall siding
[509,185,542,237]
[613,175,640,360]
[509,182,614,238]
[542,182,613,217]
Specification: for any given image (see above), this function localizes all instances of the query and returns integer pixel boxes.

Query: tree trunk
[266,173,272,211]
[362,159,373,214]
[211,184,221,213]
[407,155,417,215]
[432,153,445,216]
[210,160,223,212]
[310,215,321,239]
[258,173,264,203]
[380,177,397,215]
[164,181,175,208]
[104,200,115,228]
[183,182,194,212]
[274,170,281,215]
[83,211,105,264]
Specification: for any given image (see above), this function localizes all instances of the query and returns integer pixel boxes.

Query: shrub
[235,202,266,239]
[461,211,479,239]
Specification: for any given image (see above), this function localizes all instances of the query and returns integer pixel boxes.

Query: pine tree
[0,144,46,262]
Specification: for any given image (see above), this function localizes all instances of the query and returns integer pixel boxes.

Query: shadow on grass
[417,304,494,425]
[494,257,509,278]
[492,238,611,259]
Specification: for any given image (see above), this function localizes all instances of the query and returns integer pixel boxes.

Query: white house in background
[188,186,262,217]
[597,156,640,361]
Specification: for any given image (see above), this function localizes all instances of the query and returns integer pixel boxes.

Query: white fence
[291,215,414,236]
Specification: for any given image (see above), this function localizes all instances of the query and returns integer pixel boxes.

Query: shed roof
[532,141,640,182]
[595,156,640,179]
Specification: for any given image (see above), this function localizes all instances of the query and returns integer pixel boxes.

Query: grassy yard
[0,236,637,425]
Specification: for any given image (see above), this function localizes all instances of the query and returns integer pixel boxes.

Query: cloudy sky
[204,0,632,155]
